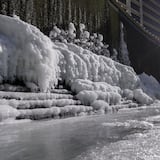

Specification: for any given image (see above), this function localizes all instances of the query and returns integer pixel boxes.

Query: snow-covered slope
[0,15,59,92]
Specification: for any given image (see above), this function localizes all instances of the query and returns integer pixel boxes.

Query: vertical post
[140,0,143,26]
[126,0,131,15]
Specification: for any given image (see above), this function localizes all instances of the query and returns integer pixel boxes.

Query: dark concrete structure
[109,0,160,81]
[115,0,160,39]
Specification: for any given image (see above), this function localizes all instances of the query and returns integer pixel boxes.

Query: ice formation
[0,15,59,92]
[119,22,131,65]
[49,23,112,58]
[133,89,153,105]
[54,42,140,90]
[91,100,110,111]
[71,79,121,94]
[76,90,121,106]
[0,15,159,121]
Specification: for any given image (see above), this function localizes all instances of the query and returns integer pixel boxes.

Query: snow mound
[0,15,59,92]
[76,90,98,105]
[123,89,134,100]
[133,89,153,105]
[76,90,121,106]
[139,73,160,99]
[54,42,139,90]
[0,105,19,121]
[91,100,110,111]
[71,79,121,94]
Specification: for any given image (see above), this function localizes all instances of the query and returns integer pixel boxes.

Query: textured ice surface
[0,15,59,92]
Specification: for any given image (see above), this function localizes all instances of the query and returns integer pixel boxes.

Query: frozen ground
[1,106,160,160]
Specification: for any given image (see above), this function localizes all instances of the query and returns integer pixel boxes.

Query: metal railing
[115,0,160,37]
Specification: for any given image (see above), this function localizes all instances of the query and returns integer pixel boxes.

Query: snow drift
[0,15,59,92]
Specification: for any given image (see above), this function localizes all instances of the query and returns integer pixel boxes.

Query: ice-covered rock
[0,15,59,92]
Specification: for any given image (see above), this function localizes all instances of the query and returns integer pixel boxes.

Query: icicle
[119,22,131,66]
